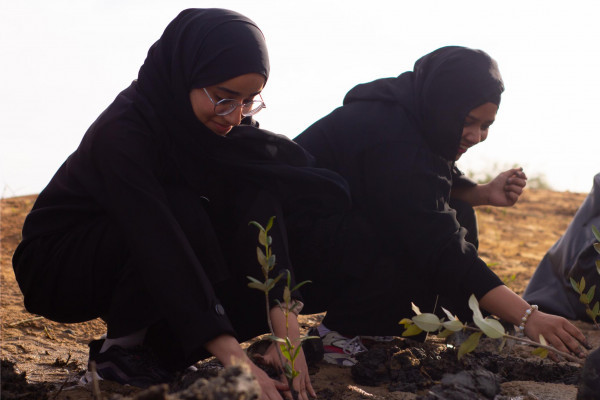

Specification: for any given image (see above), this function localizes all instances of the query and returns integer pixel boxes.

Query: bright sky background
[2,0,599,197]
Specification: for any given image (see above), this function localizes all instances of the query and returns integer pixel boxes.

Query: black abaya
[12,8,350,369]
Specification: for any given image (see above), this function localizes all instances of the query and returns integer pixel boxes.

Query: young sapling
[247,216,316,399]
[399,294,582,364]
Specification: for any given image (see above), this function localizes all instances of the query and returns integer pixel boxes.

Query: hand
[484,167,527,207]
[524,310,589,361]
[247,359,289,400]
[255,342,317,400]
[204,334,288,400]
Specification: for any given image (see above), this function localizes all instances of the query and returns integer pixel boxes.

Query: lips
[211,121,232,136]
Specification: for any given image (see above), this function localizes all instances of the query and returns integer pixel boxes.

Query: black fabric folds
[294,46,505,327]
[12,8,350,361]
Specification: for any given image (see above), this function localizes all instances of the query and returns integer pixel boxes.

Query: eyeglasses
[203,88,266,117]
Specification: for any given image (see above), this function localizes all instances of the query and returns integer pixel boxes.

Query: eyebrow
[216,86,262,97]
[466,114,495,124]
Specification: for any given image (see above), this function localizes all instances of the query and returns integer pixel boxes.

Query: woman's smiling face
[189,73,265,136]
[455,102,498,161]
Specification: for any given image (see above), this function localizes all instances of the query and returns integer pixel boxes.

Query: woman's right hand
[524,310,589,361]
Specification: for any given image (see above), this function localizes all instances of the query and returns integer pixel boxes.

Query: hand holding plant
[400,294,583,364]
[247,217,317,400]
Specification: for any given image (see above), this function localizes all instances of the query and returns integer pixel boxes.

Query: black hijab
[343,46,504,161]
[133,8,349,211]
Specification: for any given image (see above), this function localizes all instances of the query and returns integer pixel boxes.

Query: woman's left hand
[485,167,527,206]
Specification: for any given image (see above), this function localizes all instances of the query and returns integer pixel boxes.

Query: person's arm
[479,285,588,359]
[451,167,527,207]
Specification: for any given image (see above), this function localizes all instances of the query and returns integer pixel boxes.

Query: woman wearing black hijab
[12,9,348,398]
[292,46,588,366]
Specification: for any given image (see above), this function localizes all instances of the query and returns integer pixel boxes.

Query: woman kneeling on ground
[289,46,589,367]
[12,8,350,400]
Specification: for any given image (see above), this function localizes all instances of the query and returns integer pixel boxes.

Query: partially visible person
[12,9,350,399]
[524,173,600,320]
[288,46,589,366]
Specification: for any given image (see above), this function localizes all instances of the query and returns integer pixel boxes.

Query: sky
[2,0,600,197]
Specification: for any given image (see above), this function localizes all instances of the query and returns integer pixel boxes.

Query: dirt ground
[2,188,599,399]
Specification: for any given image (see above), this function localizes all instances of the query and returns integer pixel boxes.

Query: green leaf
[473,316,505,339]
[265,216,275,232]
[266,335,285,343]
[247,276,263,285]
[587,285,596,304]
[258,231,267,247]
[437,328,455,338]
[593,301,600,316]
[256,247,268,269]
[580,277,587,292]
[412,313,442,332]
[594,243,600,255]
[290,280,312,293]
[441,307,457,321]
[580,293,591,305]
[570,277,581,293]
[402,324,423,337]
[292,344,303,362]
[267,254,276,269]
[593,225,600,242]
[298,335,320,343]
[538,334,547,346]
[283,286,291,305]
[468,294,484,321]
[596,260,600,275]
[280,344,292,361]
[399,318,413,327]
[247,276,266,291]
[442,319,464,332]
[411,302,422,315]
[458,332,482,359]
[247,282,266,291]
[248,220,265,232]
[531,347,548,359]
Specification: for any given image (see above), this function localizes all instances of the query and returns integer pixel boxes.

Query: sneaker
[86,339,173,388]
[321,331,367,367]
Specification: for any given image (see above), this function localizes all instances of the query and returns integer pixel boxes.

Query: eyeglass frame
[202,88,266,117]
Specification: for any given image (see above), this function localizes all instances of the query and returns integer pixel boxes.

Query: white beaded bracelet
[517,304,538,334]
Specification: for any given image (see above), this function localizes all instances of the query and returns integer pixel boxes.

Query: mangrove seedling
[247,216,315,399]
[399,294,582,364]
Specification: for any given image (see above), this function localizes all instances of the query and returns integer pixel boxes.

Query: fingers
[527,312,589,361]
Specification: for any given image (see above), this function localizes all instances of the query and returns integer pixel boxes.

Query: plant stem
[462,326,583,364]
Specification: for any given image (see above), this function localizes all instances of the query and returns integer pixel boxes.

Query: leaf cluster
[399,294,549,360]
[569,225,600,327]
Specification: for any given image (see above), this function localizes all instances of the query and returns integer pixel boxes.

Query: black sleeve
[83,120,236,353]
[361,141,502,300]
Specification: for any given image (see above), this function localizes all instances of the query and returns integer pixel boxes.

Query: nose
[465,127,485,145]
[223,107,244,127]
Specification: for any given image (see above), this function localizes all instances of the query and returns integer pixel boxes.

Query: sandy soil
[1,189,598,399]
